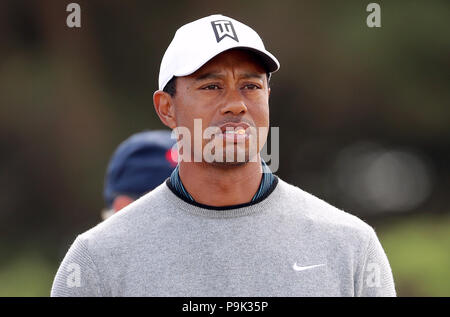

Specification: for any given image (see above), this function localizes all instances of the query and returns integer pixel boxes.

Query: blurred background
[0,0,449,296]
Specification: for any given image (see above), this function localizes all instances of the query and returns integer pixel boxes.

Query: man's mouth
[218,122,251,142]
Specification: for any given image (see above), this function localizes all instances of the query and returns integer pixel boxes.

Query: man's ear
[153,90,177,129]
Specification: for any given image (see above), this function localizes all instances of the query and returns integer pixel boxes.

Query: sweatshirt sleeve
[51,235,104,297]
[356,228,396,297]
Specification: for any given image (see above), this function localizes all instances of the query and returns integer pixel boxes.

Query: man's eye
[202,84,221,90]
[243,84,260,90]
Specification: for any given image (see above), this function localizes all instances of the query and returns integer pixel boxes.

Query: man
[101,130,177,220]
[51,14,395,296]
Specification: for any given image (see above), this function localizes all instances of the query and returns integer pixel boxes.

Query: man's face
[171,49,270,165]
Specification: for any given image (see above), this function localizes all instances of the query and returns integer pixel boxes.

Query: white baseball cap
[158,14,280,91]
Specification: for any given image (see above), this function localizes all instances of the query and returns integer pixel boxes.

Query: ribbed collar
[163,176,281,218]
[169,159,275,204]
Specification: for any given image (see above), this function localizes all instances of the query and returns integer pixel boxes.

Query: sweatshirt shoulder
[77,183,171,250]
[275,178,374,237]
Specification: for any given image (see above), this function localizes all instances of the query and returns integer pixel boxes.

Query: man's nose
[220,90,248,115]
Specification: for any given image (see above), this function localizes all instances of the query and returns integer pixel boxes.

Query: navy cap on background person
[102,130,177,219]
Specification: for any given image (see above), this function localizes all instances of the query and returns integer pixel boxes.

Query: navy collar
[167,160,277,209]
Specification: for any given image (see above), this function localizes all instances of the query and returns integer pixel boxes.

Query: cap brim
[173,46,280,80]
[239,46,280,73]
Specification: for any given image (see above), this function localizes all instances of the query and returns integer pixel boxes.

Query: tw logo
[211,20,239,43]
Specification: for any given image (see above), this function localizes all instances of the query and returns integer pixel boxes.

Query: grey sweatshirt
[51,178,396,297]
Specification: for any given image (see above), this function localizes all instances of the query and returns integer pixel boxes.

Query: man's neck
[178,158,263,207]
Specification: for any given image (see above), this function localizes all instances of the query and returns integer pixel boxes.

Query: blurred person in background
[101,130,177,220]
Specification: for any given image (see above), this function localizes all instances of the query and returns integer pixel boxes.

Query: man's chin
[207,153,260,167]
[210,160,248,167]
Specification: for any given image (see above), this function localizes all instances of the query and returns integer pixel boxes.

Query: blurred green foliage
[0,251,56,297]
[379,214,450,296]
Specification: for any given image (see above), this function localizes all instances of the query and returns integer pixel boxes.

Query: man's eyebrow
[194,72,265,81]
[240,73,265,80]
[194,72,224,81]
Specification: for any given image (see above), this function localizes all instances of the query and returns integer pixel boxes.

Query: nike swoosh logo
[292,263,325,271]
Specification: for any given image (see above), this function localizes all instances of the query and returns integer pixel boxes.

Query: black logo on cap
[211,20,239,43]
